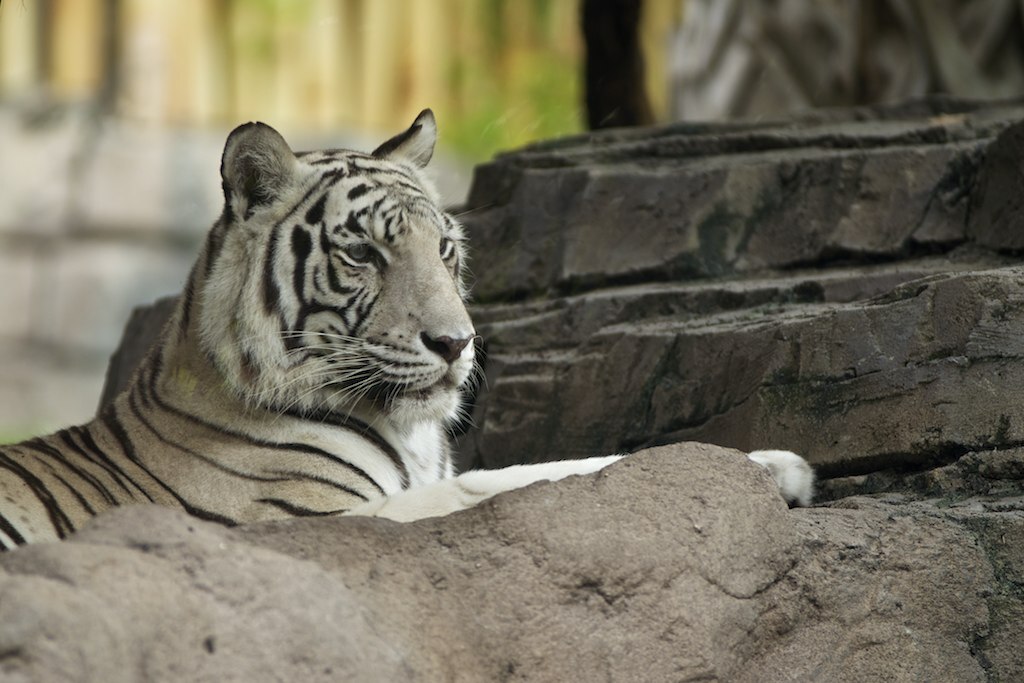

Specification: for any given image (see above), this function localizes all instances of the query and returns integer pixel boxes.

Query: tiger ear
[372,109,436,168]
[220,122,297,217]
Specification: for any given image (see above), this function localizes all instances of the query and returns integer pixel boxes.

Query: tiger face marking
[200,110,475,427]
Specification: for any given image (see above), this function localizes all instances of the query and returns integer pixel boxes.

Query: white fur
[346,456,624,522]
[746,450,815,507]
[347,450,815,523]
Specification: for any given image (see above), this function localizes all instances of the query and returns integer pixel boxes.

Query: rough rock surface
[463,100,1024,301]
[463,263,1024,478]
[2,444,1019,682]
[454,98,1024,485]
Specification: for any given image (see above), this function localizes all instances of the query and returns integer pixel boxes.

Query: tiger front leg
[344,455,624,522]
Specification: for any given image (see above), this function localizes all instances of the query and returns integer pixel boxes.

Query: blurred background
[2,0,1023,440]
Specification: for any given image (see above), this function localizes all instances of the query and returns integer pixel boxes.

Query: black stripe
[262,230,281,314]
[347,183,369,200]
[100,410,239,527]
[297,299,358,334]
[351,291,379,337]
[305,195,327,225]
[284,407,409,488]
[0,509,27,547]
[370,195,388,216]
[205,222,227,277]
[140,379,387,496]
[57,431,122,504]
[135,366,154,410]
[69,424,154,501]
[291,225,312,301]
[256,498,344,517]
[127,390,301,485]
[179,264,198,340]
[25,437,118,506]
[343,213,366,237]
[325,257,356,296]
[319,223,334,255]
[0,451,75,538]
[260,172,346,317]
[50,471,97,516]
[266,469,370,502]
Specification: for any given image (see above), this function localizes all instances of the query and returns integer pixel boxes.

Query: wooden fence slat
[361,0,405,130]
[410,0,450,123]
[0,0,40,91]
[332,0,362,127]
[51,0,103,97]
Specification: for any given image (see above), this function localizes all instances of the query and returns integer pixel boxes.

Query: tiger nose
[420,332,473,364]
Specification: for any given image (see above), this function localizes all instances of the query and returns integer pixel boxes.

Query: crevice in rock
[472,239,979,307]
[823,442,973,480]
[815,440,1024,501]
[775,240,967,276]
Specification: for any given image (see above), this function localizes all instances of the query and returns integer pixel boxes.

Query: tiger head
[194,110,475,427]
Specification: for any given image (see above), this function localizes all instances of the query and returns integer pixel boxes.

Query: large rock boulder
[2,444,1019,681]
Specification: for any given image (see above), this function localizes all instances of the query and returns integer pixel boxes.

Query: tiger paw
[746,450,815,507]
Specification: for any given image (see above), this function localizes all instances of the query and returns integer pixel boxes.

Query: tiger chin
[0,110,813,549]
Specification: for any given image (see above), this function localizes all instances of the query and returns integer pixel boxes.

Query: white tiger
[0,110,812,548]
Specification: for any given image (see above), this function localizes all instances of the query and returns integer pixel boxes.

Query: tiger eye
[439,238,455,260]
[345,243,372,264]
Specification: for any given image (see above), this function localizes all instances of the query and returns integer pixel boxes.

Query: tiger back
[0,110,477,547]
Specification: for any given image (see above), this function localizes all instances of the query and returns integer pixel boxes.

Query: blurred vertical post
[582,0,653,129]
[362,0,405,129]
[50,0,103,99]
[0,0,42,92]
[98,0,121,111]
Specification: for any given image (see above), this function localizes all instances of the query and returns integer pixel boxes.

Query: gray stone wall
[0,106,217,438]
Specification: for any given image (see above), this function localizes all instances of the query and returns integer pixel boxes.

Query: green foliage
[444,46,582,160]
[0,425,41,445]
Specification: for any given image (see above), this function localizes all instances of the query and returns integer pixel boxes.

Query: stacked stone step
[456,97,1024,497]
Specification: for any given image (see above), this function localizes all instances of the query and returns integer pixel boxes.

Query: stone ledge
[462,100,1024,303]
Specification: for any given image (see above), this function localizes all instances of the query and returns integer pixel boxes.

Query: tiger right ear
[220,122,297,218]
[372,109,437,168]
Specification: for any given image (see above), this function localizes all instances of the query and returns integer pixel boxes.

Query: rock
[461,101,1024,302]
[97,296,178,410]
[1,444,1017,681]
[461,263,1024,476]
[969,118,1024,251]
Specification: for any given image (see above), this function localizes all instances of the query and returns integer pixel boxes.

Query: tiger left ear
[220,122,297,217]
[372,109,437,168]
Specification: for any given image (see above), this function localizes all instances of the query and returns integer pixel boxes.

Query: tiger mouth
[370,375,459,404]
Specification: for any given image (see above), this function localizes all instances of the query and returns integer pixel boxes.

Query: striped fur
[0,110,478,547]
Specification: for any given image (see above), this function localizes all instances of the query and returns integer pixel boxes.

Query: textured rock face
[455,98,1024,481]
[463,101,1021,302]
[463,265,1024,477]
[2,444,1017,682]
